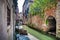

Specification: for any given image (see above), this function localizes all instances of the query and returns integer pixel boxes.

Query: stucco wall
[0,0,8,40]
[0,0,14,40]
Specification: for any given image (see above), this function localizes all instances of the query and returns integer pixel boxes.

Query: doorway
[46,16,56,35]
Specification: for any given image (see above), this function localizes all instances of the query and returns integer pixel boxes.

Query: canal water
[16,34,30,40]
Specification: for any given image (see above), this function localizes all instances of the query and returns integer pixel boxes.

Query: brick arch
[45,15,56,22]
[46,16,56,25]
[46,16,56,20]
[46,16,56,33]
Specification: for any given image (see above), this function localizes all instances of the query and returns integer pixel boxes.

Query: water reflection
[16,34,30,40]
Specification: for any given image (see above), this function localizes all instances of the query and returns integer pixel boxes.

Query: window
[7,6,11,26]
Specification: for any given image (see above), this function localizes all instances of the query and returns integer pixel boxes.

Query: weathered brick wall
[44,6,56,20]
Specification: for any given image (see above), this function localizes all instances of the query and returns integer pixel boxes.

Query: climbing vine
[29,0,57,18]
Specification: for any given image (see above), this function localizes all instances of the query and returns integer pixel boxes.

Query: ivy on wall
[29,0,57,18]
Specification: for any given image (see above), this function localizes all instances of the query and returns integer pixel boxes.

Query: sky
[18,0,25,12]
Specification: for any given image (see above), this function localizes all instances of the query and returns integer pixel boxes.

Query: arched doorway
[46,16,56,35]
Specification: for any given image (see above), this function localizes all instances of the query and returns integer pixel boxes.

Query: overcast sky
[18,0,25,12]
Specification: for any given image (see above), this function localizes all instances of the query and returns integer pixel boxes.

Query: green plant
[46,19,49,25]
[29,0,57,18]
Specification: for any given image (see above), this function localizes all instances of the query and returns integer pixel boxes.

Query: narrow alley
[0,0,60,40]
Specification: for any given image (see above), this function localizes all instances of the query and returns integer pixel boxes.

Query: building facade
[0,0,17,40]
[20,12,23,20]
[22,0,34,24]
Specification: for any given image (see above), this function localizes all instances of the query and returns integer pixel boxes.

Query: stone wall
[0,0,8,40]
[0,0,14,40]
[56,1,60,38]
